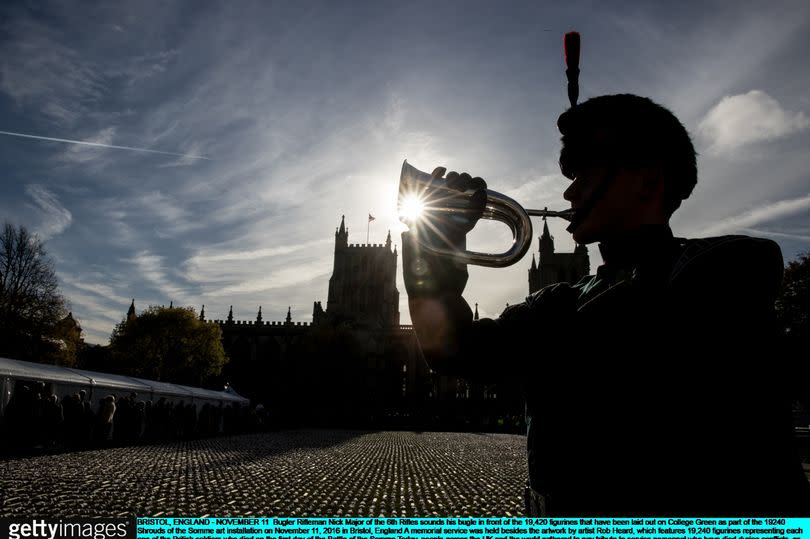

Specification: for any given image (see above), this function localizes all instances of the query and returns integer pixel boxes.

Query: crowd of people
[1,381,267,456]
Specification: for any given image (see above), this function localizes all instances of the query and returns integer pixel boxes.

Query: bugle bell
[398,160,574,268]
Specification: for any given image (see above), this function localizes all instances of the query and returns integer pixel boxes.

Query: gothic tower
[528,219,590,293]
[325,215,400,327]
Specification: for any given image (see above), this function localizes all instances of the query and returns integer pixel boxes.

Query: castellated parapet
[204,215,400,332]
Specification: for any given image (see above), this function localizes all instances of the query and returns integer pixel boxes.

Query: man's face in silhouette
[562,129,665,245]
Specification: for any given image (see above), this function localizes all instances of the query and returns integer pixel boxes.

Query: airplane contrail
[0,130,211,160]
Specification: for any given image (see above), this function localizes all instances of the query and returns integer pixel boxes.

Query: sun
[399,194,426,222]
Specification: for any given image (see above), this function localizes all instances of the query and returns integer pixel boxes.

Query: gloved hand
[401,166,487,299]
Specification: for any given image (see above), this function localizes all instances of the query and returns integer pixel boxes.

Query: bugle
[398,160,575,268]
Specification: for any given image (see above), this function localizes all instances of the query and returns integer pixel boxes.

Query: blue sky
[2,1,809,344]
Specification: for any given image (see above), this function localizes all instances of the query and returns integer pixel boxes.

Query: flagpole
[367,220,369,244]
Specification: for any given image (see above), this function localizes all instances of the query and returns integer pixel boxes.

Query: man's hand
[401,166,487,299]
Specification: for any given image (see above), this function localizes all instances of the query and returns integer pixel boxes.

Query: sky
[1,1,809,345]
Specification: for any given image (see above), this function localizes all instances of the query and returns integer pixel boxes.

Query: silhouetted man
[403,94,810,515]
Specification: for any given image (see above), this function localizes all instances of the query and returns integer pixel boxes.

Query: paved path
[0,430,527,518]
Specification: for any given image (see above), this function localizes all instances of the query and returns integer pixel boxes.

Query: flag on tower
[367,213,375,243]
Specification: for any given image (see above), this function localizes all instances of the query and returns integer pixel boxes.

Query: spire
[285,306,292,324]
[531,254,537,270]
[474,303,479,321]
[386,230,392,249]
[539,212,555,255]
[256,306,262,323]
[312,301,324,325]
[199,305,205,321]
[127,299,136,321]
[169,300,173,309]
[335,214,348,247]
[227,305,233,323]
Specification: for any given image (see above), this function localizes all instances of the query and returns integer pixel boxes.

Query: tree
[776,250,810,407]
[0,222,71,363]
[109,305,227,386]
[776,250,809,339]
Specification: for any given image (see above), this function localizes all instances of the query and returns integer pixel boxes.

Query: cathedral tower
[528,220,590,293]
[325,215,400,327]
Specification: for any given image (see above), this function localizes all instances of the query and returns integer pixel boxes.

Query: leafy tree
[776,250,809,339]
[109,305,227,386]
[776,250,810,408]
[0,222,71,363]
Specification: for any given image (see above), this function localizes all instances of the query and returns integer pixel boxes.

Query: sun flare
[399,194,426,222]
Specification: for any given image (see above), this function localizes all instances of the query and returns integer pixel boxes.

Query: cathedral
[188,215,588,430]
[529,219,590,293]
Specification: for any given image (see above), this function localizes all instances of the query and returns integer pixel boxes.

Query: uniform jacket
[425,225,810,515]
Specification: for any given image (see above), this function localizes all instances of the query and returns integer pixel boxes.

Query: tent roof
[67,367,151,393]
[0,357,249,404]
[0,356,92,386]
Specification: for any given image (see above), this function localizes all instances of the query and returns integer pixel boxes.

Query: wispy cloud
[25,184,72,239]
[697,90,810,154]
[108,49,180,87]
[699,193,810,236]
[129,250,191,304]
[187,239,331,267]
[208,257,332,297]
[0,16,106,126]
[59,272,131,307]
[58,271,137,344]
[740,228,810,243]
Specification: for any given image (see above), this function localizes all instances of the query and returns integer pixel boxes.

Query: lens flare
[399,194,426,222]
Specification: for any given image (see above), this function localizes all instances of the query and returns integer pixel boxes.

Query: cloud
[740,228,810,243]
[184,239,333,298]
[59,272,132,307]
[135,190,199,236]
[57,126,117,163]
[209,259,332,297]
[129,250,191,304]
[25,185,72,238]
[699,193,810,236]
[698,90,810,153]
[110,49,179,87]
[157,141,208,167]
[187,239,331,268]
[0,17,106,126]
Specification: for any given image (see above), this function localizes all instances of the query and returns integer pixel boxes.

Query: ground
[0,430,527,517]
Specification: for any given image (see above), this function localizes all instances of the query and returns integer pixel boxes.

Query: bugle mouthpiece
[526,208,576,222]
